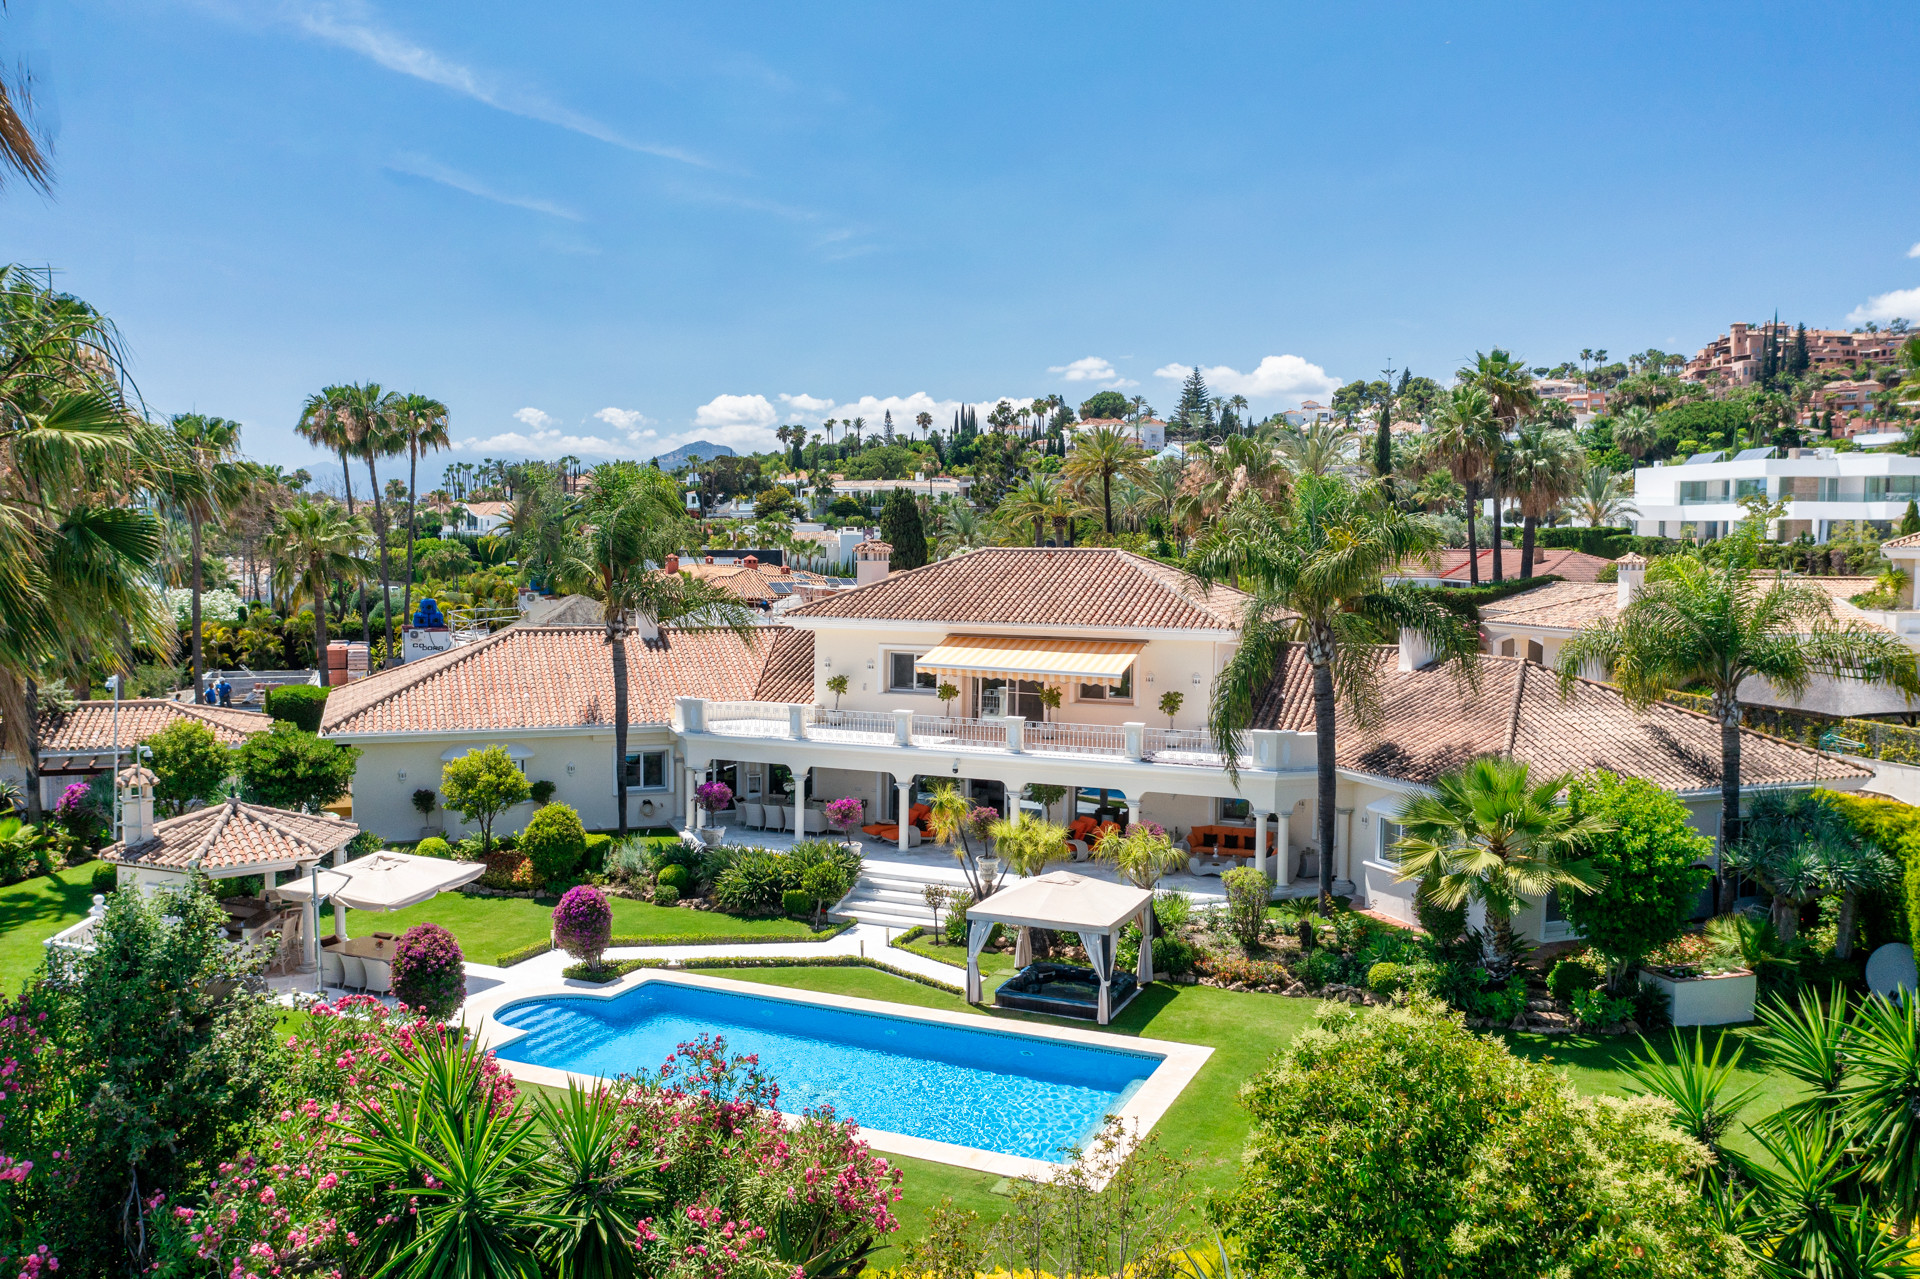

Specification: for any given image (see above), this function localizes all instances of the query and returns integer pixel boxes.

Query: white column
[793,766,809,835]
[897,779,913,849]
[1252,809,1271,879]
[1121,797,1135,830]
[687,767,701,830]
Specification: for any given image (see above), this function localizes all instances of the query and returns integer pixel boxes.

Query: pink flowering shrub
[0,990,62,1278]
[619,1035,902,1279]
[823,797,864,834]
[696,781,733,816]
[389,922,466,1019]
[553,884,613,969]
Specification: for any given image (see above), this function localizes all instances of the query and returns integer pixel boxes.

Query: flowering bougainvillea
[696,781,733,815]
[553,884,613,969]
[389,923,466,1020]
[823,797,864,834]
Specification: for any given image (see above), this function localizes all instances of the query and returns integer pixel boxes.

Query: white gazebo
[964,871,1155,1024]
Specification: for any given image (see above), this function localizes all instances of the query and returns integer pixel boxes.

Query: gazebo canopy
[275,850,486,912]
[966,871,1151,933]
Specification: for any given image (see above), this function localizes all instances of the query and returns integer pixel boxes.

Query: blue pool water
[493,980,1159,1161]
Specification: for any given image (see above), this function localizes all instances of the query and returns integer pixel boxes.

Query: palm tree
[1611,405,1660,461]
[1459,350,1536,582]
[1391,756,1608,960]
[1566,465,1638,528]
[1228,394,1251,434]
[1275,418,1360,477]
[998,474,1062,546]
[1189,474,1479,914]
[0,48,50,192]
[916,410,933,439]
[333,383,407,658]
[1729,789,1897,952]
[1507,419,1586,577]
[1063,423,1150,534]
[265,497,370,686]
[296,385,359,513]
[394,393,450,639]
[553,463,759,836]
[158,414,248,700]
[1557,507,1920,909]
[1423,386,1498,583]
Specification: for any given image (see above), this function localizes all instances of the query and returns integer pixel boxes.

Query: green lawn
[337,892,819,965]
[683,963,1807,1258]
[0,860,104,994]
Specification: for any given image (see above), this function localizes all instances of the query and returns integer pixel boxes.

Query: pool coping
[461,968,1214,1184]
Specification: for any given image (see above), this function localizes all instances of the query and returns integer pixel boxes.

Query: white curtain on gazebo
[966,917,997,1003]
[963,871,1155,1024]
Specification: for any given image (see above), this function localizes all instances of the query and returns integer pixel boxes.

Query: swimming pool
[489,976,1168,1162]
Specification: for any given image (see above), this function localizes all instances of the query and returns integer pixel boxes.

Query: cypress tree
[1791,323,1810,378]
[878,488,928,569]
[1902,500,1920,536]
[1175,366,1212,432]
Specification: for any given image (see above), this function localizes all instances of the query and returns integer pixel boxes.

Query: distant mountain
[652,441,736,470]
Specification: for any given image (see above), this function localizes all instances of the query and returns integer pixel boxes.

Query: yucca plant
[1625,1028,1760,1161]
[535,1081,659,1279]
[1842,993,1920,1227]
[1756,985,1852,1120]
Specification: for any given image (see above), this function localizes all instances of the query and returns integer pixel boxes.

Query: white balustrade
[1024,720,1129,757]
[805,708,897,742]
[910,715,1008,750]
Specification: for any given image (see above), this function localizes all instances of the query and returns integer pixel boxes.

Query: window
[1734,477,1768,499]
[1376,820,1404,865]
[1077,668,1134,702]
[1679,480,1730,505]
[887,651,936,693]
[623,750,668,790]
[1218,797,1251,822]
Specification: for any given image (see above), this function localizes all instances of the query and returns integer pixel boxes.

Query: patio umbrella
[277,851,487,979]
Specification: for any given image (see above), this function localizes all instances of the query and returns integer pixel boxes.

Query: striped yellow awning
[916,635,1144,688]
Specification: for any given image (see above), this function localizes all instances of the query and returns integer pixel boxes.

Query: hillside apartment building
[1685,321,1903,385]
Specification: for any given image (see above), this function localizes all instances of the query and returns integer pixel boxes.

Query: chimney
[631,611,659,642]
[704,555,714,564]
[117,764,157,846]
[742,555,759,570]
[855,539,892,587]
[1396,627,1437,673]
[665,553,679,575]
[1615,552,1648,610]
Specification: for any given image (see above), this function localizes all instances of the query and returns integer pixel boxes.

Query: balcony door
[975,677,1047,721]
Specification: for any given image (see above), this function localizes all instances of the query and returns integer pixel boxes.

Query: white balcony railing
[1143,727,1245,766]
[807,708,897,742]
[1025,720,1128,757]
[704,702,794,737]
[911,714,1008,751]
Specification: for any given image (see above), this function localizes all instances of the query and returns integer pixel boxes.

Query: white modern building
[1633,447,1920,543]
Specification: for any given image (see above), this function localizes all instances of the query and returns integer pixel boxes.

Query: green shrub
[943,904,971,946]
[90,862,117,895]
[1151,888,1191,932]
[1562,771,1713,982]
[653,884,680,906]
[1301,948,1346,989]
[414,836,452,860]
[1547,956,1605,1003]
[781,889,813,917]
[529,779,557,805]
[520,802,587,882]
[1569,988,1636,1030]
[264,683,329,732]
[1820,788,1920,949]
[582,831,613,874]
[712,848,796,914]
[1367,962,1408,994]
[1221,866,1268,950]
[656,864,690,891]
[800,859,853,907]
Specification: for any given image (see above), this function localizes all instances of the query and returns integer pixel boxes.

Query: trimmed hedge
[1534,527,1686,560]
[495,938,554,967]
[560,952,960,991]
[1406,575,1563,625]
[265,683,329,732]
[603,921,852,948]
[1818,788,1920,949]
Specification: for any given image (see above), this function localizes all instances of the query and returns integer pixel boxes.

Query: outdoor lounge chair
[993,962,1138,1020]
[361,959,393,996]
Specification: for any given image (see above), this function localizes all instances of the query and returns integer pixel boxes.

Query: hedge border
[495,939,554,968]
[604,919,853,949]
[560,953,963,991]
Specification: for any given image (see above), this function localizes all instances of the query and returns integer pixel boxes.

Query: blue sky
[4,1,1917,476]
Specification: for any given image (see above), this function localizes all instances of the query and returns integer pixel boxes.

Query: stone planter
[1638,967,1757,1026]
[698,826,726,848]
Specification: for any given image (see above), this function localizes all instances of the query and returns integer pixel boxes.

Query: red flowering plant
[618,1034,902,1279]
[553,884,614,971]
[0,988,65,1278]
[389,922,466,1019]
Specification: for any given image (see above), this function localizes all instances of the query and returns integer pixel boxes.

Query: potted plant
[937,681,960,717]
[825,673,850,711]
[1636,926,1758,1026]
[824,796,864,847]
[695,780,733,847]
[1158,690,1184,727]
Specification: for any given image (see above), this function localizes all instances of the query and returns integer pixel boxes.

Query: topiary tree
[415,835,452,859]
[389,922,465,1019]
[264,683,330,733]
[439,746,531,853]
[234,723,360,813]
[143,719,232,815]
[521,801,587,883]
[1561,771,1713,987]
[552,884,612,971]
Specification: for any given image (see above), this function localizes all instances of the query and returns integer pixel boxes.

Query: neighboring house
[826,475,973,502]
[662,553,835,610]
[1480,559,1920,718]
[3,698,270,811]
[1279,401,1337,426]
[1686,321,1902,385]
[1386,547,1614,588]
[1073,417,1167,450]
[1534,379,1608,415]
[1632,447,1920,542]
[456,500,515,536]
[321,544,1869,942]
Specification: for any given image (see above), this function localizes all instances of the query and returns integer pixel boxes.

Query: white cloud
[593,406,652,433]
[1847,286,1920,327]
[1909,242,1920,259]
[513,406,559,431]
[1048,356,1137,390]
[1154,355,1341,404]
[283,0,711,168]
[779,392,834,413]
[694,394,778,430]
[386,153,582,221]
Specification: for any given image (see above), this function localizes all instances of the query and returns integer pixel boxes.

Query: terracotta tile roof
[465,500,514,518]
[106,797,359,873]
[788,547,1247,631]
[1883,532,1920,551]
[34,699,271,756]
[752,628,816,702]
[319,625,816,736]
[673,562,780,605]
[1481,582,1620,631]
[1251,649,1868,791]
[1392,547,1613,584]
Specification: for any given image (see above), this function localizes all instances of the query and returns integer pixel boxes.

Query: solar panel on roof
[768,581,793,595]
[1734,447,1773,461]
[1684,451,1725,465]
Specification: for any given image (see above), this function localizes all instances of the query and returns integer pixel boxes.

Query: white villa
[319,545,1868,940]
